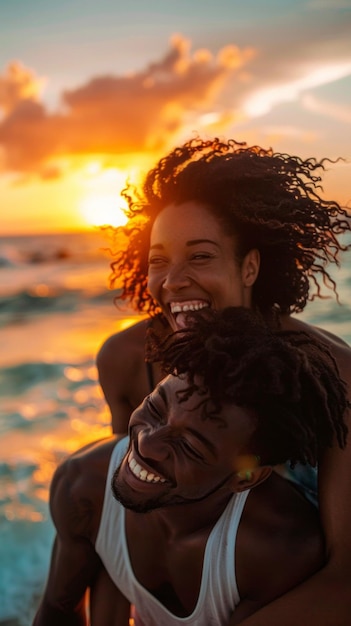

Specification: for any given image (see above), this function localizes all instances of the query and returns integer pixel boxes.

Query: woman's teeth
[170,301,209,314]
[170,302,209,328]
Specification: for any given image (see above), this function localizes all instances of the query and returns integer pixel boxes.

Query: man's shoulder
[50,436,122,541]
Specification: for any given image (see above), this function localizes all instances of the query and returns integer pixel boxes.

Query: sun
[80,193,128,227]
[79,165,131,228]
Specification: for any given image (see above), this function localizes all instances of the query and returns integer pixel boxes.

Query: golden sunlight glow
[79,165,130,227]
[80,193,128,227]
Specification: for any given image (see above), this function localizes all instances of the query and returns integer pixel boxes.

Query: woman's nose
[137,427,170,462]
[162,263,191,292]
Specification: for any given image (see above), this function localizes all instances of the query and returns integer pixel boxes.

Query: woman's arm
[233,347,351,626]
[230,561,351,626]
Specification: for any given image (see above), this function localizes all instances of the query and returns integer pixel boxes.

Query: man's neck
[130,488,236,542]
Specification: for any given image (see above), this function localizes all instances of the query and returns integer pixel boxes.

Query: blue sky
[0,0,350,232]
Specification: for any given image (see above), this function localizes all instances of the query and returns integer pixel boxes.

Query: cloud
[0,62,45,114]
[243,61,351,117]
[302,93,351,124]
[0,16,350,179]
[260,124,319,144]
[0,36,254,177]
[214,11,351,120]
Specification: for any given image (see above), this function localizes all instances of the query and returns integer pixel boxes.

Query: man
[33,308,348,626]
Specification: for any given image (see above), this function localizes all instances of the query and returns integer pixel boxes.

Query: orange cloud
[0,36,253,178]
[0,61,45,113]
[302,93,351,124]
[1,18,349,181]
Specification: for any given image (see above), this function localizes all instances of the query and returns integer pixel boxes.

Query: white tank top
[96,437,250,626]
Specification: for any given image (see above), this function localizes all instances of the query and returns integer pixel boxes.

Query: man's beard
[111,463,172,514]
[111,462,229,514]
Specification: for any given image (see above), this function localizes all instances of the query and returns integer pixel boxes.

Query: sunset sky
[1,0,350,234]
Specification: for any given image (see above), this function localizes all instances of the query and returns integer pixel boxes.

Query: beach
[0,231,141,625]
[0,230,350,626]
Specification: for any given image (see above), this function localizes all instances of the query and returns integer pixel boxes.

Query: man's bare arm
[33,439,128,625]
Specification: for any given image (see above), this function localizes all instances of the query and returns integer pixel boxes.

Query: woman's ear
[242,248,260,287]
[230,465,272,493]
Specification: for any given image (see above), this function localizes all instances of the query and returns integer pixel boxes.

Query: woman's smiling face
[147,201,259,330]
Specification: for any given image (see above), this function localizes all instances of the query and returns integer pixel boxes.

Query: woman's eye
[148,256,166,266]
[191,253,213,262]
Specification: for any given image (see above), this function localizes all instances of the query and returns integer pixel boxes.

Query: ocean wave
[0,362,66,396]
[0,231,113,267]
[0,512,54,626]
[0,290,80,317]
[0,466,54,625]
[0,288,116,328]
[0,357,99,394]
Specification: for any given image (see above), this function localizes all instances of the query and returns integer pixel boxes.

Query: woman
[97,137,351,624]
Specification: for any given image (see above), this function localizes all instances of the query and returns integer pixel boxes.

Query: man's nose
[137,426,171,462]
[162,263,191,292]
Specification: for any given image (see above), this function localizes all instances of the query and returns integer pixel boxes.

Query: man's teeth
[129,456,166,483]
[170,302,209,314]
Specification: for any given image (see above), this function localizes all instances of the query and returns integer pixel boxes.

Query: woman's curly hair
[149,307,349,468]
[108,137,351,316]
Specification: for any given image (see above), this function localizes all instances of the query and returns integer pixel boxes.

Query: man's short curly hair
[108,137,351,316]
[149,307,349,468]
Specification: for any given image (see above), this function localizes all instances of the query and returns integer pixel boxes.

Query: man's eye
[181,439,203,461]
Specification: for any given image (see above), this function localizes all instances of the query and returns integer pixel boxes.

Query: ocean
[0,231,350,626]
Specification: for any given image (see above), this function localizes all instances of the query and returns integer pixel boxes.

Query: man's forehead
[154,375,248,420]
[155,374,190,400]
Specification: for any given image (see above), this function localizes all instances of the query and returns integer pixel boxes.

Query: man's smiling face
[112,374,256,513]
